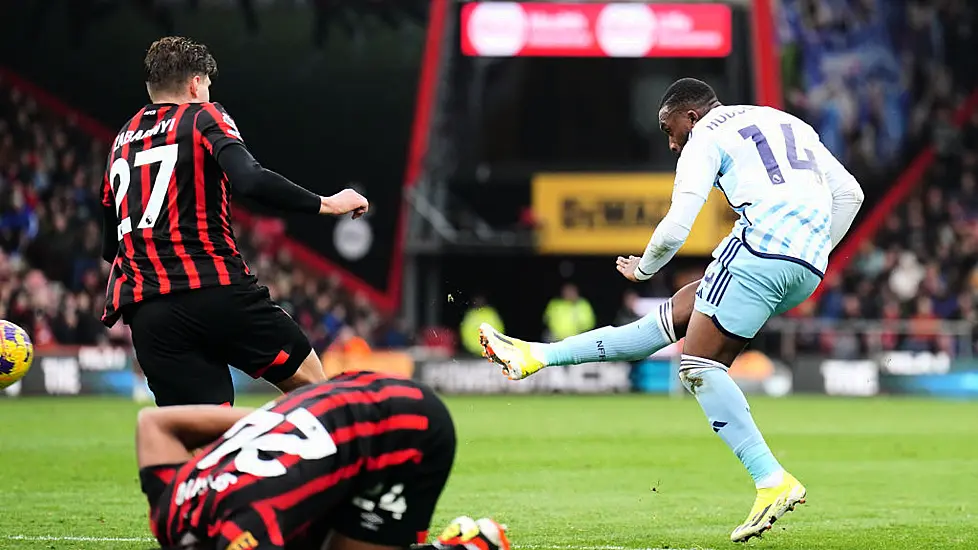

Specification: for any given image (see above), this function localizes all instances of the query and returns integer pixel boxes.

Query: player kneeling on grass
[137,370,509,550]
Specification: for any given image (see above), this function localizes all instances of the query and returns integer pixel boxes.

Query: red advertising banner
[461,2,732,58]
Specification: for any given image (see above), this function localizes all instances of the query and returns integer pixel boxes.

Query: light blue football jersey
[675,105,841,275]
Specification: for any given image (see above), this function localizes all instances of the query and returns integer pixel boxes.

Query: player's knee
[671,282,699,338]
[136,407,160,436]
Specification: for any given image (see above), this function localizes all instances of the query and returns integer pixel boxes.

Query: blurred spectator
[770,0,978,358]
[327,324,372,357]
[376,317,411,349]
[779,0,977,175]
[791,98,978,358]
[419,326,457,357]
[614,290,641,327]
[543,283,595,342]
[459,294,504,357]
[889,252,925,301]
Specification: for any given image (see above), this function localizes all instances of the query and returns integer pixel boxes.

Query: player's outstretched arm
[136,405,253,469]
[620,136,717,282]
[215,143,368,219]
[197,103,368,219]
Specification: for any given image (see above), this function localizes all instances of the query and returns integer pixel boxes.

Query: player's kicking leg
[681,244,819,542]
[221,282,327,394]
[480,281,697,380]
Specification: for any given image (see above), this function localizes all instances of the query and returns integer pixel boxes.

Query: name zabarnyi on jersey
[112,117,177,151]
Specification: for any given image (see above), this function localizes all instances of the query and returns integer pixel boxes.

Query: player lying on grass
[480,78,864,542]
[137,370,510,550]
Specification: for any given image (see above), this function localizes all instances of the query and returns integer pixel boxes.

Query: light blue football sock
[680,355,783,487]
[536,300,678,366]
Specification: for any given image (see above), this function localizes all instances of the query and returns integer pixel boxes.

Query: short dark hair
[659,78,717,113]
[144,36,218,96]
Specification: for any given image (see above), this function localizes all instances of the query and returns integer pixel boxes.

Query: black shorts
[140,381,457,550]
[124,281,312,406]
[323,386,457,548]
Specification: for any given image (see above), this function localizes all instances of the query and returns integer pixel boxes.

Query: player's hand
[616,255,644,282]
[321,188,369,219]
[435,516,510,550]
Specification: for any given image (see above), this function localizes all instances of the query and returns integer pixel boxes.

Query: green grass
[1,395,977,549]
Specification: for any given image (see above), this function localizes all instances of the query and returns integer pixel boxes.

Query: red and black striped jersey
[101,102,253,327]
[140,372,444,549]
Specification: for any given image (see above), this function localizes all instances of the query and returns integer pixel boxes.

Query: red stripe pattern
[141,108,170,295]
[192,110,231,285]
[250,350,290,380]
[101,102,252,327]
[165,104,201,289]
[149,374,439,548]
[120,109,147,303]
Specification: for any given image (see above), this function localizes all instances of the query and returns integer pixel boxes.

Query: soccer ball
[0,320,33,390]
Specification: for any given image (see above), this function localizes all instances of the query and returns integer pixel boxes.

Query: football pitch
[1,394,976,550]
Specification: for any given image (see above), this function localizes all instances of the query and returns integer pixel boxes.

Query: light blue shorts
[694,238,822,340]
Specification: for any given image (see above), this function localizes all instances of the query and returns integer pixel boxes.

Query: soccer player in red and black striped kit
[137,371,511,550]
[101,36,369,406]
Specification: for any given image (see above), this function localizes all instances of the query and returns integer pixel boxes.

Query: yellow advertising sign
[321,351,414,378]
[531,173,737,255]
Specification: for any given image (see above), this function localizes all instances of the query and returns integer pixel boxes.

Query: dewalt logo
[559,195,672,229]
[532,173,735,255]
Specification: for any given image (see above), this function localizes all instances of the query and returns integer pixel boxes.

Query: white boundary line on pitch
[4,536,713,550]
[516,546,715,550]
[5,536,155,542]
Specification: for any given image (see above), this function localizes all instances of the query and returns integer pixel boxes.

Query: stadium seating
[779,0,977,179]
[808,111,978,354]
[2,0,977,357]
[771,0,978,357]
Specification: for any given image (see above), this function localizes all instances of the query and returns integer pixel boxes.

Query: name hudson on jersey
[113,118,176,151]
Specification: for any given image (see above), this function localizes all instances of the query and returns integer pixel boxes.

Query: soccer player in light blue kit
[479,79,865,542]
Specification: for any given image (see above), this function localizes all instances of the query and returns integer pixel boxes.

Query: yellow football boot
[478,323,545,380]
[730,471,807,543]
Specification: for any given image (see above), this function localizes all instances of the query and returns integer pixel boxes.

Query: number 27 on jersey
[109,144,178,240]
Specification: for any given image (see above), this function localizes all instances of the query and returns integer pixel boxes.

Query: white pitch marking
[5,535,156,542]
[515,546,714,550]
[5,535,713,550]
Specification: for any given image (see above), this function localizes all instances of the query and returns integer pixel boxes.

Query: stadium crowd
[5,60,978,359]
[779,0,977,178]
[0,77,404,354]
[4,0,978,359]
[793,108,978,358]
[771,0,978,357]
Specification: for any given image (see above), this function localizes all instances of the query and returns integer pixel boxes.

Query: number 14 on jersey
[739,124,819,185]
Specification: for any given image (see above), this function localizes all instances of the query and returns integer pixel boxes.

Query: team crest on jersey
[223,112,243,140]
